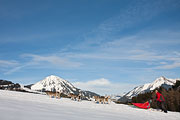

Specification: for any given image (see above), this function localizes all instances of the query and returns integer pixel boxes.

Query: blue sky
[0,0,180,95]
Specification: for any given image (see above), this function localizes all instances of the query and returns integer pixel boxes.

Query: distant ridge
[0,79,21,90]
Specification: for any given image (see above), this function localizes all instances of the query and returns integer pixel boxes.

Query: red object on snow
[132,101,150,109]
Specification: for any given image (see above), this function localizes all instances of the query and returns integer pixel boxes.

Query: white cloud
[160,62,167,65]
[0,60,18,67]
[0,60,20,74]
[95,0,180,37]
[63,29,180,70]
[155,62,180,69]
[173,51,180,56]
[74,78,110,87]
[4,65,25,75]
[73,78,137,95]
[22,54,83,68]
[3,54,83,75]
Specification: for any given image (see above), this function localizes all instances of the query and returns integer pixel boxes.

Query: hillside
[0,79,21,90]
[0,90,179,120]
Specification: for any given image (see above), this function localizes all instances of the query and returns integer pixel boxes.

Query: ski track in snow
[0,90,179,120]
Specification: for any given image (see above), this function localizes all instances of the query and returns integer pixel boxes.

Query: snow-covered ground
[0,90,179,120]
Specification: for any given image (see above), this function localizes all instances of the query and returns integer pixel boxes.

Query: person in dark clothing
[155,90,167,113]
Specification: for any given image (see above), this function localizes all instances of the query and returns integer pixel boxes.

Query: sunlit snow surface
[0,90,179,120]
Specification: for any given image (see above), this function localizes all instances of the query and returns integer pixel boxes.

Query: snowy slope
[20,84,46,94]
[0,90,179,120]
[125,76,179,98]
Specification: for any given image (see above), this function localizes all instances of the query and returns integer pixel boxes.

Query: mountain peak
[46,75,63,80]
[152,76,166,84]
[159,76,166,80]
[48,75,60,77]
[31,75,77,93]
[152,76,176,87]
[123,76,179,99]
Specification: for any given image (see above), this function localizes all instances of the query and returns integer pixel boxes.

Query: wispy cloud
[0,60,18,67]
[21,54,83,68]
[155,62,180,69]
[74,78,110,87]
[4,65,26,75]
[83,0,180,46]
[0,59,20,74]
[61,29,180,71]
[3,54,83,75]
[54,0,180,73]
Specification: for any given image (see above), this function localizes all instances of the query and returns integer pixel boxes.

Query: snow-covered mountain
[124,76,180,99]
[31,75,99,97]
[31,75,79,94]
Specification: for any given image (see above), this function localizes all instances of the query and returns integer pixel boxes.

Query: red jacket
[156,92,165,102]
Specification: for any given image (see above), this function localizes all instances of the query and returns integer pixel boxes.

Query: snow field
[0,90,179,120]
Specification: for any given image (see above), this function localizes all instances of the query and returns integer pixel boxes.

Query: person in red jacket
[155,90,167,113]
